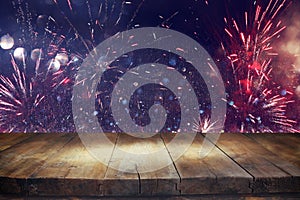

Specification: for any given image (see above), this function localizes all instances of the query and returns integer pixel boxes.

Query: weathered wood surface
[247,134,300,168]
[161,134,253,195]
[28,136,108,196]
[0,134,34,152]
[216,134,300,193]
[0,134,74,195]
[103,134,180,196]
[0,133,299,198]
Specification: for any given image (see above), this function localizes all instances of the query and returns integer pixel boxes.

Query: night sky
[0,0,299,133]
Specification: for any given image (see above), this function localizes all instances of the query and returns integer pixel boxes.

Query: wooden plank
[216,133,300,194]
[0,133,34,152]
[139,134,180,196]
[1,133,299,197]
[1,193,300,200]
[28,135,110,197]
[101,167,139,196]
[161,133,253,195]
[247,134,300,168]
[0,133,74,195]
[139,166,180,196]
[0,177,26,196]
[103,133,180,196]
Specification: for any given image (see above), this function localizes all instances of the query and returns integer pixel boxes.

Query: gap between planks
[0,133,299,197]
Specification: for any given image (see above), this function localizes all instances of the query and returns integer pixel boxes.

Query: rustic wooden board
[28,135,108,197]
[103,133,180,196]
[0,133,34,152]
[161,133,253,195]
[91,133,138,196]
[0,133,299,198]
[0,134,74,178]
[216,133,300,193]
[247,134,300,168]
[101,166,139,196]
[0,134,74,195]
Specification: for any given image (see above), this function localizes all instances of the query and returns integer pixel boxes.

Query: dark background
[0,0,299,133]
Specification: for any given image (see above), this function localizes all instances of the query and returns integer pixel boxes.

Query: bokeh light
[0,34,14,50]
[13,47,27,60]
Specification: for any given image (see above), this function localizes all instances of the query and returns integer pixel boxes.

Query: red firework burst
[222,0,298,132]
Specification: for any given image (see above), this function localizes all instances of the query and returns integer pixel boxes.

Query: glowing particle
[176,47,185,52]
[0,34,14,50]
[169,58,177,66]
[280,89,287,96]
[47,59,61,72]
[13,47,27,60]
[257,116,262,124]
[71,56,79,63]
[31,48,42,61]
[122,99,128,105]
[162,77,169,84]
[133,82,138,87]
[55,53,69,66]
[62,78,71,84]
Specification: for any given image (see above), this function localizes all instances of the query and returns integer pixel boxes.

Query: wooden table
[0,133,299,199]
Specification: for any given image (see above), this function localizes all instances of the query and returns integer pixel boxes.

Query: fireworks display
[219,0,299,132]
[0,0,81,132]
[0,0,299,133]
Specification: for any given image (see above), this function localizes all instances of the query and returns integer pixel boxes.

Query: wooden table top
[0,133,299,198]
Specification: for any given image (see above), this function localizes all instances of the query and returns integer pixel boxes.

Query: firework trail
[1,55,55,132]
[0,48,79,133]
[221,0,298,132]
[0,0,82,132]
[273,1,300,123]
[0,0,147,133]
[0,0,298,133]
[193,116,219,133]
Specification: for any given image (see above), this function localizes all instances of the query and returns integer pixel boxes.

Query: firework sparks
[0,55,44,132]
[0,0,147,133]
[222,0,298,132]
[0,53,74,132]
[193,117,218,133]
[0,0,298,133]
[0,0,82,133]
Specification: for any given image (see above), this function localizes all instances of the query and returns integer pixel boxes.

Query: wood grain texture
[0,133,299,198]
[0,134,74,178]
[28,136,108,196]
[216,133,300,193]
[247,134,300,168]
[0,134,34,152]
[0,134,74,195]
[102,133,180,196]
[161,133,253,195]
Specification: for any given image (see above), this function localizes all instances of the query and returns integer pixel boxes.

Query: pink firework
[0,52,76,133]
[0,1,81,133]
